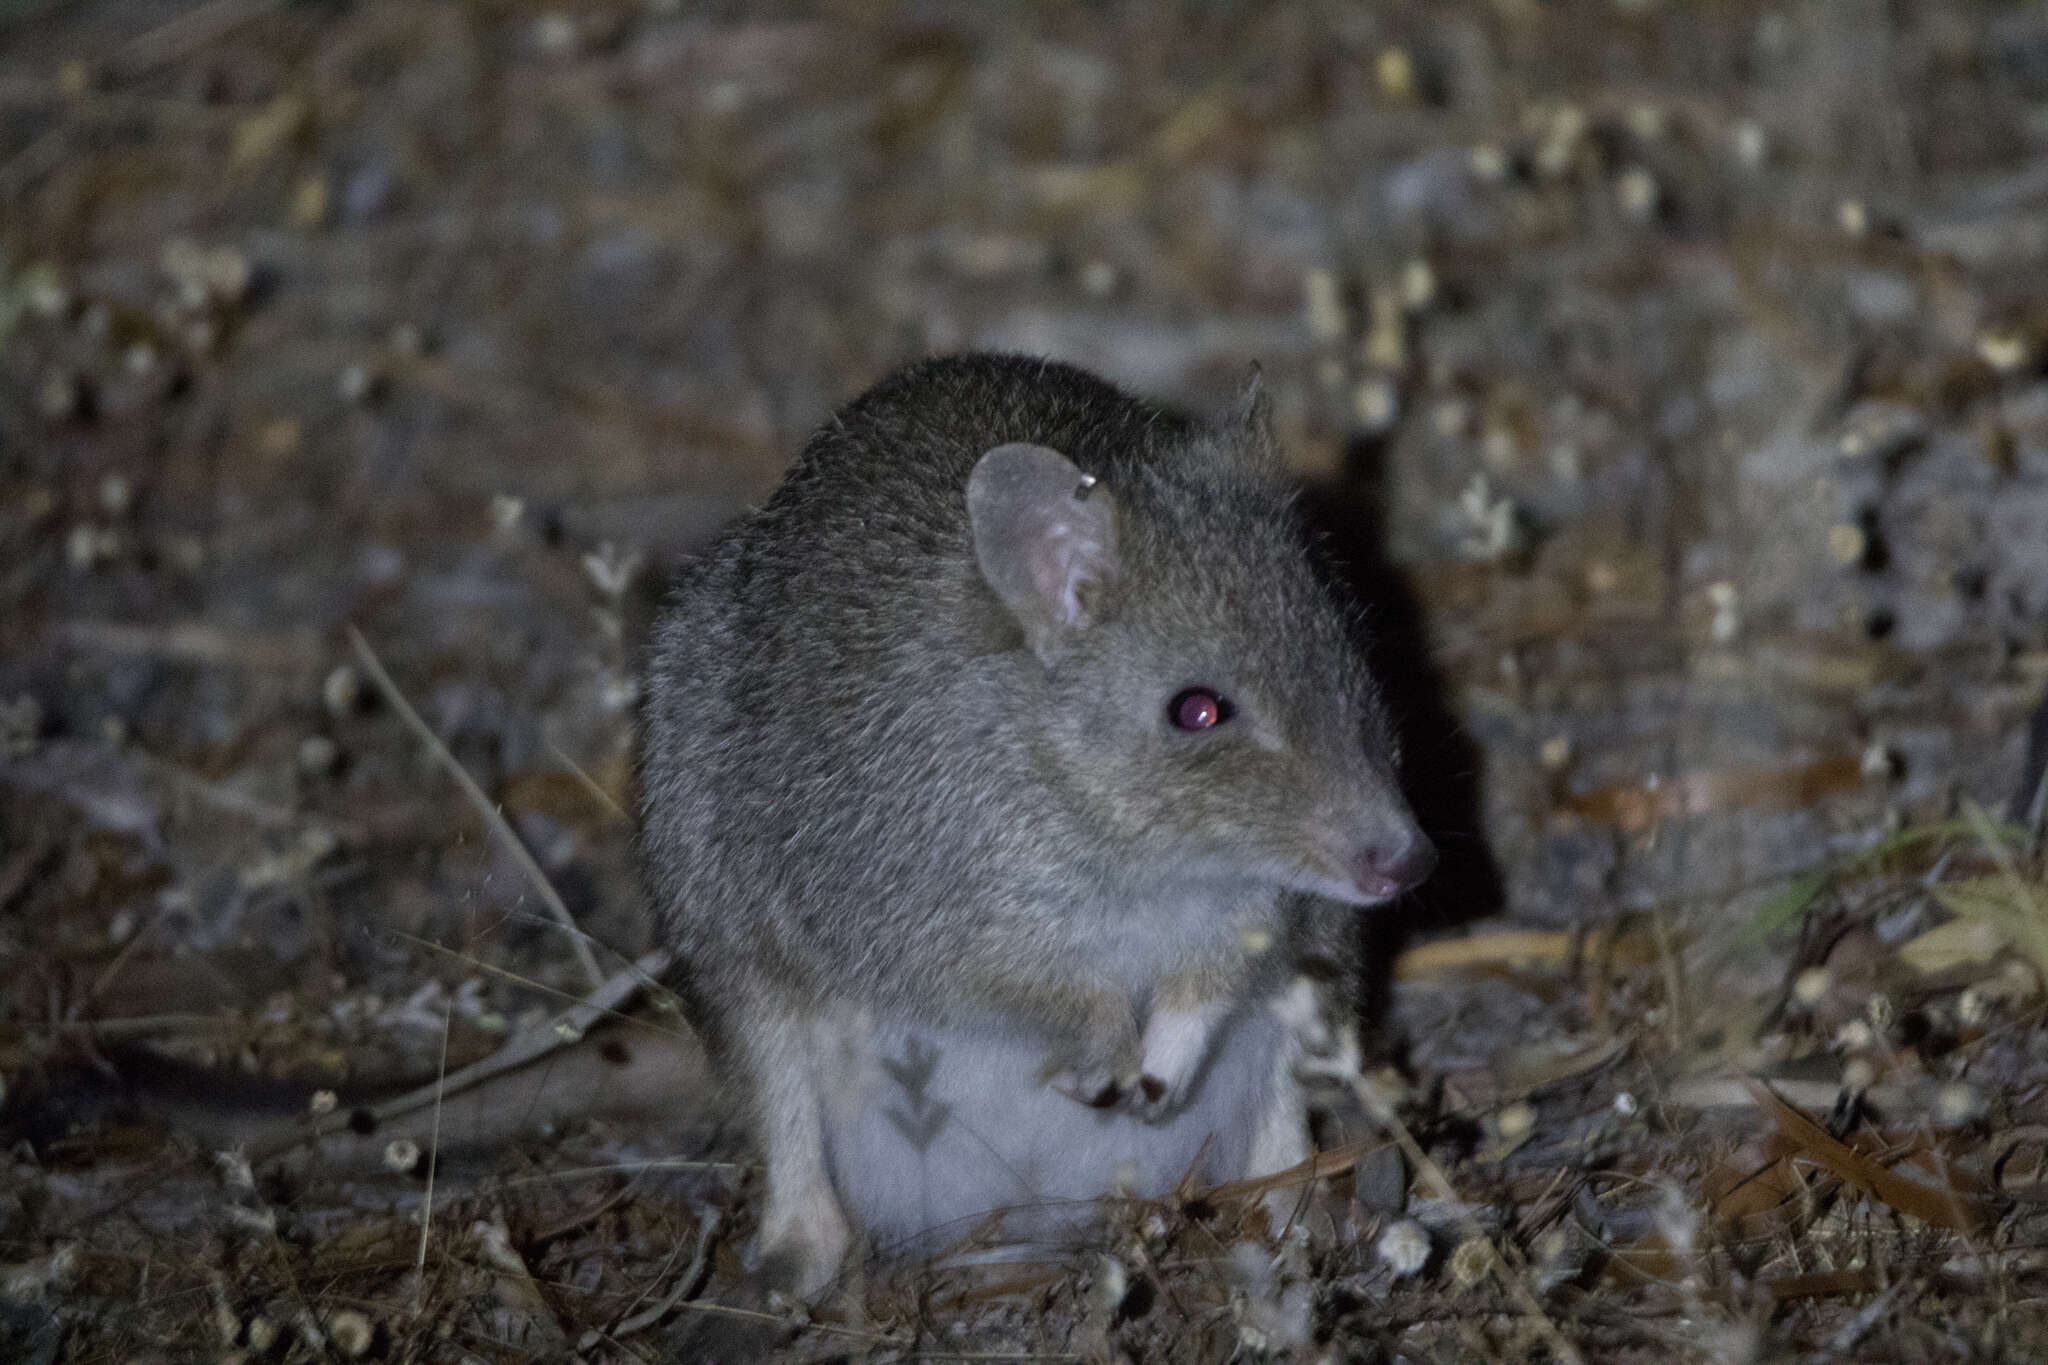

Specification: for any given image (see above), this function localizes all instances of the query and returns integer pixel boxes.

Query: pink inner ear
[1035,518,1106,629]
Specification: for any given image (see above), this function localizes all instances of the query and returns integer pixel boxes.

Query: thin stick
[546,738,632,825]
[413,991,454,1311]
[2007,687,2048,858]
[85,900,171,1005]
[390,930,687,1041]
[255,945,672,1161]
[358,946,674,1132]
[348,625,606,992]
[613,1209,722,1336]
[0,834,55,913]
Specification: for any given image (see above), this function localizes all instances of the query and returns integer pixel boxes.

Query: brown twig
[0,833,55,914]
[545,737,632,825]
[346,625,606,992]
[611,1209,722,1337]
[252,944,673,1162]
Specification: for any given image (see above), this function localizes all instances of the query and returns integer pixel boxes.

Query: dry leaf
[1205,1139,1370,1207]
[1394,927,1656,979]
[232,92,310,170]
[1495,1035,1628,1096]
[1597,1231,1692,1287]
[1705,1131,1821,1243]
[1667,1075,1843,1112]
[1932,876,2048,983]
[1744,1079,1999,1233]
[1897,915,2009,975]
[1563,755,1866,832]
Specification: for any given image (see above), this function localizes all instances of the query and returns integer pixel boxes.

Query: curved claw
[1047,1064,1130,1109]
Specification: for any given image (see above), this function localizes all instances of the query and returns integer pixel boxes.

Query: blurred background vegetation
[4,1,2048,1359]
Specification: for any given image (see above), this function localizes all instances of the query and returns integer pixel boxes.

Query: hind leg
[736,1001,853,1300]
[1246,1067,1310,1178]
[1244,1015,1313,1241]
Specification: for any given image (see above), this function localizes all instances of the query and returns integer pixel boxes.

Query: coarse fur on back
[639,353,1431,1296]
[644,354,1402,1013]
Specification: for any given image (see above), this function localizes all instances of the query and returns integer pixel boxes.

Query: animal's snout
[1349,829,1437,902]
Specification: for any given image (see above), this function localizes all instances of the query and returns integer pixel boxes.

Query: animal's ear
[968,443,1120,660]
[1230,363,1284,474]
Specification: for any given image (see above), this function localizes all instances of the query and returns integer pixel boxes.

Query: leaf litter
[4,0,2048,1360]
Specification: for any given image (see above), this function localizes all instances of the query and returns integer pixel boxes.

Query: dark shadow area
[2013,684,2048,831]
[1298,432,1505,1033]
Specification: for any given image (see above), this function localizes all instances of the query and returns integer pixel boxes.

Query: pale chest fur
[802,996,1298,1254]
[1060,881,1280,1002]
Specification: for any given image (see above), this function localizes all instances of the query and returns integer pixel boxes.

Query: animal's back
[640,356,1191,1015]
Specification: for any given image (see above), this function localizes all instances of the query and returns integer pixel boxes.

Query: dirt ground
[5,1,2048,1360]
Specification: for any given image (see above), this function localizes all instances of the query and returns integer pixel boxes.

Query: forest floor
[5,1,2048,1360]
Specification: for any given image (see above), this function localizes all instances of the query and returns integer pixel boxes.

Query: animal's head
[966,384,1434,906]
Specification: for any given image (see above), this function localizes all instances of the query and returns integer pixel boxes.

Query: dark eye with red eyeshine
[1169,687,1232,732]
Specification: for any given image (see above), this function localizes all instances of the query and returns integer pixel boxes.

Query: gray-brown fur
[639,354,1429,1295]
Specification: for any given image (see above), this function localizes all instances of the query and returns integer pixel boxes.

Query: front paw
[1043,1056,1140,1109]
[1131,999,1232,1121]
[1040,1052,1176,1120]
[1040,993,1143,1109]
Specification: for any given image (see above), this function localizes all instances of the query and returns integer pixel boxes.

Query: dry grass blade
[2009,687,2048,851]
[0,833,57,912]
[347,625,607,992]
[413,991,453,1313]
[1496,1034,1628,1098]
[612,1209,721,1336]
[1385,1110,1585,1365]
[544,738,633,825]
[1204,1138,1374,1205]
[1743,1079,1998,1234]
[1393,927,1657,979]
[57,1013,241,1041]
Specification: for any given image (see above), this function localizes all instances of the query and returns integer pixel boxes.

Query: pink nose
[1351,832,1437,901]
